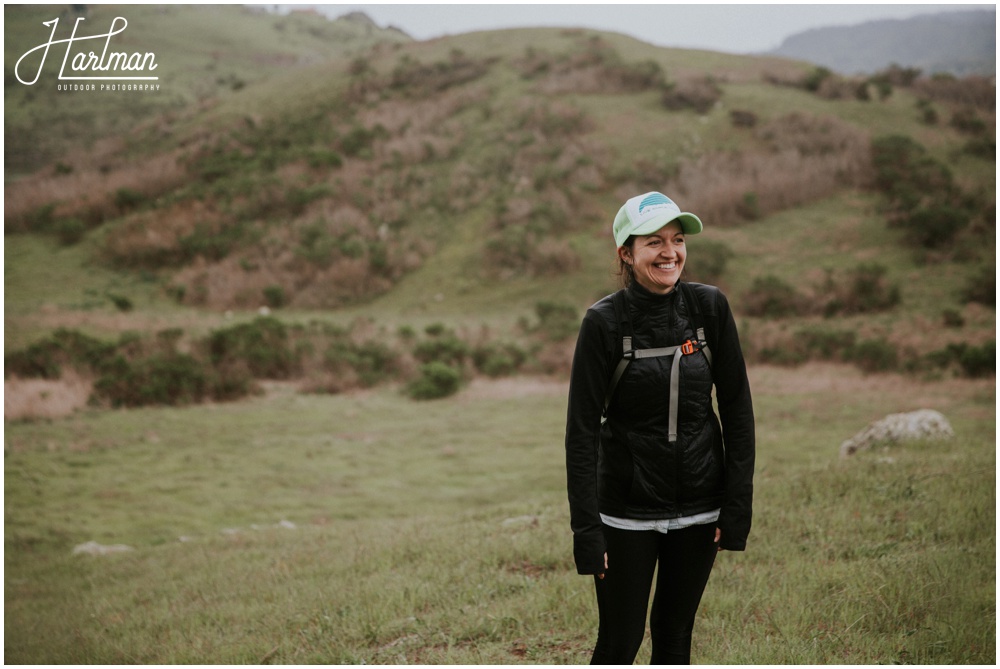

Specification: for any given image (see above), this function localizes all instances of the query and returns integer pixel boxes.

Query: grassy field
[4,364,994,664]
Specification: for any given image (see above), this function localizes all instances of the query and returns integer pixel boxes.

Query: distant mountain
[766,9,995,77]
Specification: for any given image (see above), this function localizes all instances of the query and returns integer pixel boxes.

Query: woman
[565,191,755,664]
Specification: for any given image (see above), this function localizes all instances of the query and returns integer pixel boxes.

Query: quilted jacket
[565,281,755,575]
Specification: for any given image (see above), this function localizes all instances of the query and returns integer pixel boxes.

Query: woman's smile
[620,221,687,294]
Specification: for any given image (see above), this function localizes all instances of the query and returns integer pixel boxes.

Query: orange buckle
[681,340,696,355]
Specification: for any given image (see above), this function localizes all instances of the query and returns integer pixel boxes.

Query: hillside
[3,4,410,175]
[766,9,996,76]
[4,13,995,411]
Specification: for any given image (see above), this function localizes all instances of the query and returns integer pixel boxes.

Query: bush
[263,285,286,309]
[961,267,995,307]
[898,204,970,248]
[802,66,833,92]
[870,135,956,211]
[963,137,995,160]
[950,108,987,135]
[795,327,857,361]
[685,239,734,284]
[822,264,902,316]
[413,334,469,367]
[846,338,899,374]
[729,110,758,128]
[407,362,462,400]
[324,340,399,387]
[114,188,145,212]
[958,341,994,378]
[742,275,804,319]
[54,218,86,246]
[534,301,580,341]
[94,353,207,407]
[4,329,117,379]
[661,77,722,114]
[472,342,527,377]
[925,340,995,378]
[207,317,298,378]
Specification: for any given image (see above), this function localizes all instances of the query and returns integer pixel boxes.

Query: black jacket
[565,281,755,574]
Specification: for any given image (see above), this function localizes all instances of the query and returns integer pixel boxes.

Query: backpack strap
[680,281,712,367]
[602,283,713,441]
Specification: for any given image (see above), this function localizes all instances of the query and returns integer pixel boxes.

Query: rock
[840,409,954,457]
[72,541,133,556]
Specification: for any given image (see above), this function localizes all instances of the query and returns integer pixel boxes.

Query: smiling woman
[564,191,755,664]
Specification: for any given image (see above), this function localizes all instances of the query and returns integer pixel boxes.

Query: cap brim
[629,212,703,238]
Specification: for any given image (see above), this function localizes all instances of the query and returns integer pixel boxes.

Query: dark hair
[617,236,636,289]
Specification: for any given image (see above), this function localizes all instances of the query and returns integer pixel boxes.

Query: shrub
[107,293,134,312]
[846,338,899,374]
[263,285,286,309]
[407,362,462,400]
[961,267,995,307]
[958,341,995,378]
[4,329,116,379]
[802,66,833,92]
[114,188,145,212]
[916,99,939,125]
[661,77,722,114]
[413,334,469,367]
[730,109,758,128]
[741,275,804,318]
[685,239,734,285]
[870,135,956,211]
[534,301,580,341]
[950,108,987,135]
[737,192,761,221]
[794,327,857,361]
[94,353,207,407]
[207,317,298,378]
[822,264,901,316]
[942,309,965,328]
[54,218,86,246]
[307,149,343,169]
[962,137,995,160]
[925,340,995,378]
[472,342,527,377]
[324,340,399,387]
[898,204,970,249]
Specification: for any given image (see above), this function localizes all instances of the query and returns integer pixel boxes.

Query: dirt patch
[458,376,567,401]
[749,362,995,415]
[4,371,93,421]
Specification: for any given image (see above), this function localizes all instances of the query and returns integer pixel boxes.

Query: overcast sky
[280,3,991,54]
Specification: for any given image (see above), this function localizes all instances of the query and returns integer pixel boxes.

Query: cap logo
[638,193,675,214]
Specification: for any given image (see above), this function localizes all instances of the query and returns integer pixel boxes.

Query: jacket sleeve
[707,288,755,551]
[565,309,612,574]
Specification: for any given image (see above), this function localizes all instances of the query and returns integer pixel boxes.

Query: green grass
[5,366,995,664]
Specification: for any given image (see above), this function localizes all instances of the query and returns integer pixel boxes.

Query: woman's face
[619,221,686,294]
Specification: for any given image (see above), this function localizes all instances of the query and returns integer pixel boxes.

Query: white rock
[840,409,954,457]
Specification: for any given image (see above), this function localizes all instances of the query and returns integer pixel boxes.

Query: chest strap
[602,334,709,441]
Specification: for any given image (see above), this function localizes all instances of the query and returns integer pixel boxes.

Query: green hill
[4,4,410,175]
[4,11,995,404]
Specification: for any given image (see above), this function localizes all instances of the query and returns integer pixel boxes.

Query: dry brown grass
[4,370,93,421]
[670,113,872,226]
[4,148,189,231]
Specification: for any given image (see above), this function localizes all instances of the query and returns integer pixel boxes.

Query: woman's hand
[714,528,723,551]
[598,552,608,579]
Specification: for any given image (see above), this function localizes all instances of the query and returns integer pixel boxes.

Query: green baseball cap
[613,191,703,247]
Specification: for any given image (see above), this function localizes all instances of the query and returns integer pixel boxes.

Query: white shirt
[601,508,720,533]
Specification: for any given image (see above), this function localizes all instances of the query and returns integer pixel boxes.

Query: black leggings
[590,523,717,665]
